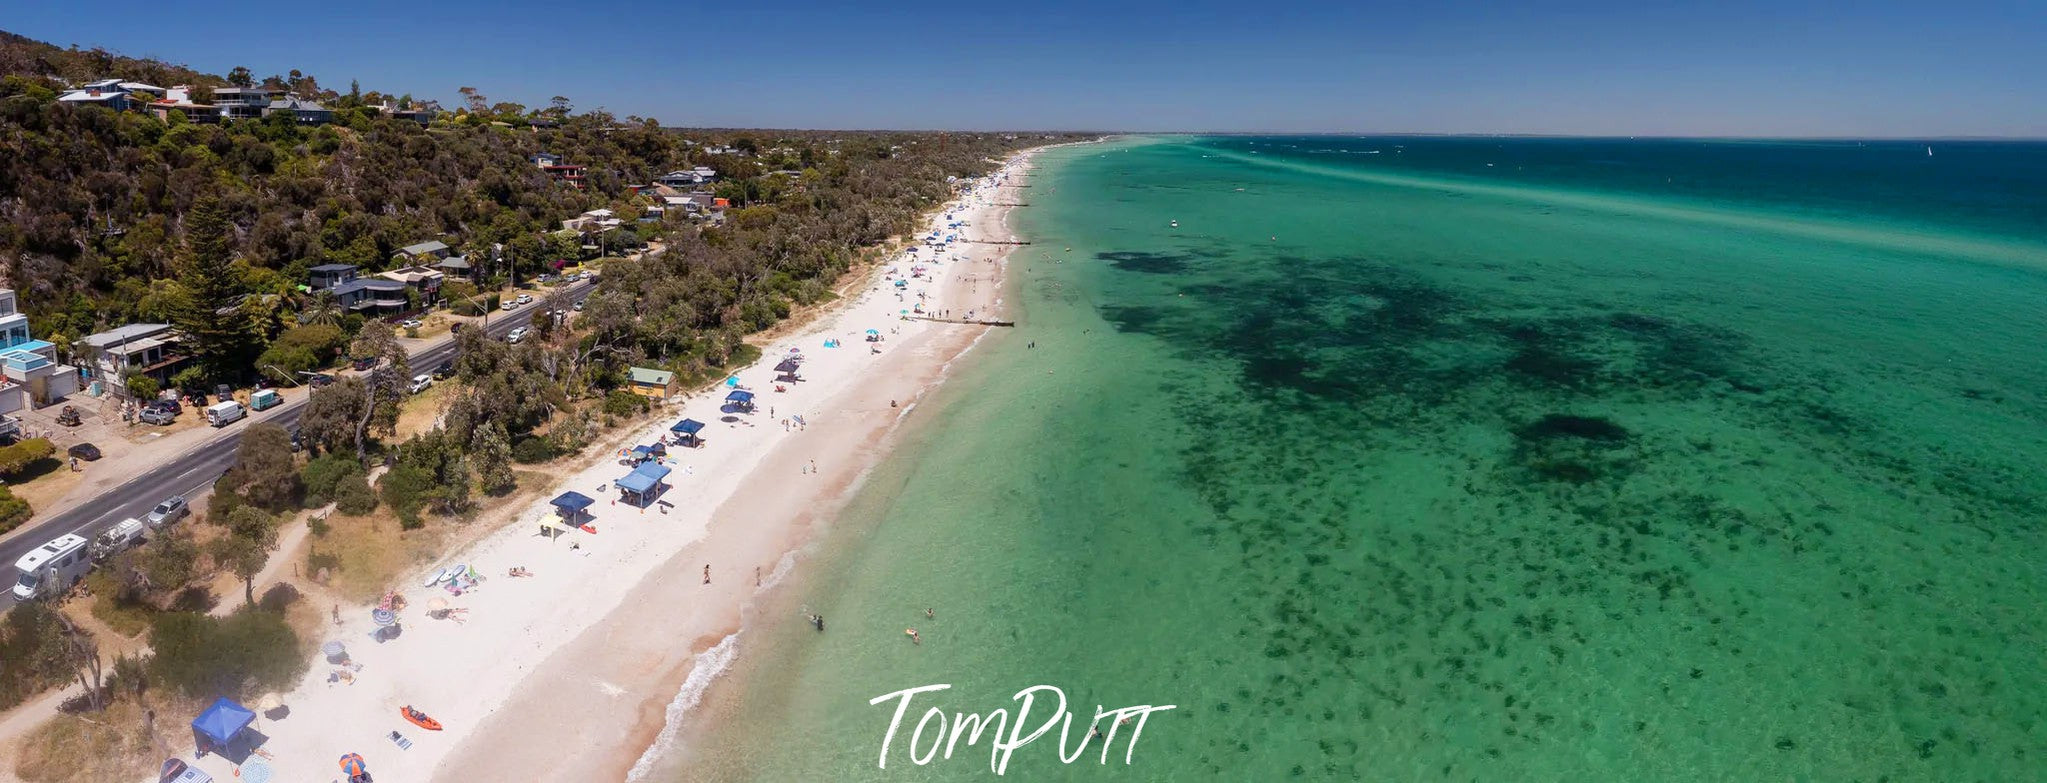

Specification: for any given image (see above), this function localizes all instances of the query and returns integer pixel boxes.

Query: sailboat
[1927,146,1934,157]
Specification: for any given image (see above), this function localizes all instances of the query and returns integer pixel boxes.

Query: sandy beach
[160,151,1039,783]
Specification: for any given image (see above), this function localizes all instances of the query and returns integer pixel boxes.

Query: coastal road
[1,281,591,600]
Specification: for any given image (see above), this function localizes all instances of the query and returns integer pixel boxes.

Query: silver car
[146,496,189,528]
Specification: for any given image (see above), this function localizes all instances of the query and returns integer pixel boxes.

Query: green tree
[172,196,254,383]
[147,611,303,700]
[343,322,409,461]
[226,66,253,87]
[471,422,515,496]
[209,506,279,607]
[221,423,301,511]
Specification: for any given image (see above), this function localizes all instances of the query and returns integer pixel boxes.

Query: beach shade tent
[191,698,258,761]
[616,461,673,506]
[550,491,596,525]
[723,389,756,412]
[774,359,803,382]
[670,418,707,448]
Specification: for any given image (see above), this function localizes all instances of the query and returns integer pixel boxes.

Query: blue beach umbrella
[725,375,739,388]
[866,329,880,335]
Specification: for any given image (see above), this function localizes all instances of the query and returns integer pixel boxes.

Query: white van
[12,534,91,601]
[92,518,147,561]
[205,400,246,427]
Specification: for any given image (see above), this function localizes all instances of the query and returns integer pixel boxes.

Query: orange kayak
[400,706,443,731]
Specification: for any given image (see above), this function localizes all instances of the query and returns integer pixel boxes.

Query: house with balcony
[266,95,334,124]
[0,289,83,409]
[213,86,283,120]
[530,153,587,189]
[332,277,412,314]
[76,323,180,400]
[308,263,360,291]
[435,255,476,281]
[396,240,453,264]
[149,86,220,123]
[380,265,444,304]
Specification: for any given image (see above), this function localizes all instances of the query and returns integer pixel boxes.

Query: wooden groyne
[910,316,1016,327]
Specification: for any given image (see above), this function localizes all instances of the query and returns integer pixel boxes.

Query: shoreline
[148,148,1046,783]
[435,157,1038,782]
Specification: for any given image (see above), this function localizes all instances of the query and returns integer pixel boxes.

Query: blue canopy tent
[670,418,706,448]
[192,697,257,760]
[549,491,595,530]
[615,462,672,506]
[724,389,756,412]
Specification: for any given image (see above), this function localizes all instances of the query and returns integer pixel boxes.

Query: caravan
[11,534,91,601]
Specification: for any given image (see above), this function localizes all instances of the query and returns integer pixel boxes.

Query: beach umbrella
[725,375,739,388]
[339,753,367,777]
[371,608,396,627]
[866,329,880,335]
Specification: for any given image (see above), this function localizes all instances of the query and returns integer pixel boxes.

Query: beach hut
[669,418,706,448]
[191,697,259,762]
[723,389,756,412]
[627,367,677,399]
[549,491,595,531]
[615,461,673,506]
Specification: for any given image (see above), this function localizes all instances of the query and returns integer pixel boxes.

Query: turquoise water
[666,137,2047,781]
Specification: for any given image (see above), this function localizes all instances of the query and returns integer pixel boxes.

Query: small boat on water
[1169,220,1179,228]
[1926,146,1934,157]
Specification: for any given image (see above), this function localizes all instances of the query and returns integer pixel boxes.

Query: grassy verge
[13,696,182,783]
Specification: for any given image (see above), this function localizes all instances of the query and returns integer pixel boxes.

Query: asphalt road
[2,281,589,600]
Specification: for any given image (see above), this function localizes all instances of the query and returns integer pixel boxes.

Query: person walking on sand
[703,564,711,584]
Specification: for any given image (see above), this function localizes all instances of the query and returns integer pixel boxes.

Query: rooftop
[81,324,173,349]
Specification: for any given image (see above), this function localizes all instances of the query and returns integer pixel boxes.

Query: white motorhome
[205,400,246,427]
[11,534,91,601]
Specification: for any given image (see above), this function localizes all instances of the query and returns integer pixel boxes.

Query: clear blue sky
[6,0,2043,136]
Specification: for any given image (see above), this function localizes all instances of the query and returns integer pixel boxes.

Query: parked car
[139,406,176,425]
[400,319,424,329]
[352,356,377,371]
[501,300,517,311]
[307,372,336,388]
[432,361,455,380]
[506,327,528,344]
[408,374,432,394]
[146,496,189,528]
[450,322,465,334]
[515,294,534,305]
[67,443,101,461]
[215,383,233,400]
[573,300,585,311]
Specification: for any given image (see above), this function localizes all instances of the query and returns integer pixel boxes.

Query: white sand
[164,151,1039,783]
